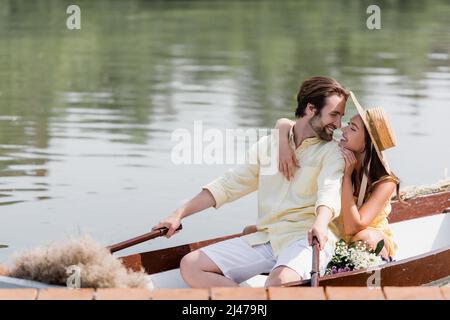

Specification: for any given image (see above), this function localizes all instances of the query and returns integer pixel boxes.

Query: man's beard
[309,114,334,141]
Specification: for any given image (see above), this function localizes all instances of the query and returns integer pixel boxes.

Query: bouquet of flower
[325,239,385,275]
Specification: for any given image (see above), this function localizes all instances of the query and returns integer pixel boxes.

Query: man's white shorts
[199,235,335,284]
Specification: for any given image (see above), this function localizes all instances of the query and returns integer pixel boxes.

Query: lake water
[0,0,449,263]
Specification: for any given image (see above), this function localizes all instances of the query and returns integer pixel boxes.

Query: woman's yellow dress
[336,175,398,257]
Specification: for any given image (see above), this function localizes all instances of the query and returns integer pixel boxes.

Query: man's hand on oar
[108,224,183,253]
[308,206,333,250]
[307,226,328,251]
[152,212,182,238]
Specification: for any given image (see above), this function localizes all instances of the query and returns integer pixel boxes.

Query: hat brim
[349,91,391,175]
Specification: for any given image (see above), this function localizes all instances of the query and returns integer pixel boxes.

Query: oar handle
[107,224,183,253]
[310,236,320,287]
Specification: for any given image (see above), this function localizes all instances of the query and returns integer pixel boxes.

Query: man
[153,76,349,287]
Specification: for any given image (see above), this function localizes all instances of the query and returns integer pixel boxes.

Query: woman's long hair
[351,126,402,202]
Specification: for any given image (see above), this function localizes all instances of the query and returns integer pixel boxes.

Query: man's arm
[152,189,216,237]
[152,137,264,238]
[308,205,333,250]
[309,147,345,249]
[315,147,345,219]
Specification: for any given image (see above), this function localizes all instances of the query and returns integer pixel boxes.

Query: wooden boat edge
[120,191,450,276]
[288,245,450,287]
[389,190,450,223]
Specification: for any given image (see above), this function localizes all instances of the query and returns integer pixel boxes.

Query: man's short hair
[295,76,350,117]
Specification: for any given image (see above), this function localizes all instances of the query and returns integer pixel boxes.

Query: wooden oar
[107,225,182,253]
[310,236,320,287]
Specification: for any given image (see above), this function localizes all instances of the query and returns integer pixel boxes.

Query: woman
[275,92,401,260]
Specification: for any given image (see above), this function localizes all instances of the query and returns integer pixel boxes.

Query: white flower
[326,238,384,275]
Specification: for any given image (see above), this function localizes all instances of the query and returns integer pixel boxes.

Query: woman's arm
[274,118,298,180]
[340,148,396,235]
[341,175,396,236]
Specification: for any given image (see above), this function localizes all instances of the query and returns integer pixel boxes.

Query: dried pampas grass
[398,178,450,201]
[8,235,148,288]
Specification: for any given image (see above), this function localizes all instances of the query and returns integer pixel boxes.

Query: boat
[119,191,450,288]
[1,190,448,289]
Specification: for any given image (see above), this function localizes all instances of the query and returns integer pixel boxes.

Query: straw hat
[348,91,397,207]
[349,91,396,174]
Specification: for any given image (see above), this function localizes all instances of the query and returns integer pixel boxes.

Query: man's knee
[265,266,302,287]
[180,251,201,279]
[180,250,221,279]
